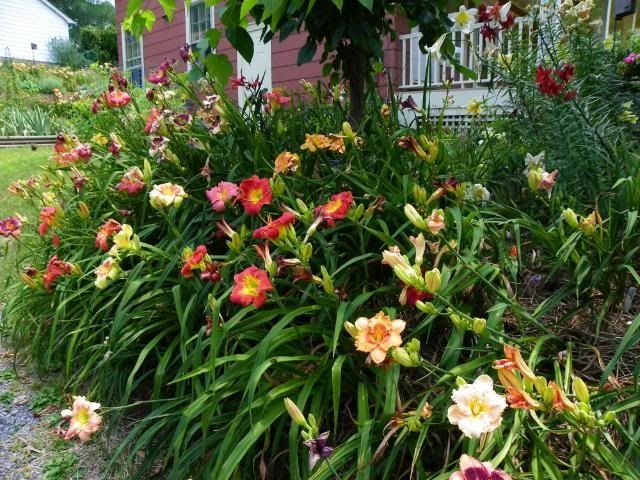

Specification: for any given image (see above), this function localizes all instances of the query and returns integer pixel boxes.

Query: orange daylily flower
[493,344,536,381]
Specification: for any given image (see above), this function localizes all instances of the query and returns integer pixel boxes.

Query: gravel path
[0,350,44,480]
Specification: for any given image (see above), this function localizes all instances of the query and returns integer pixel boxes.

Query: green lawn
[0,147,49,301]
[0,147,49,218]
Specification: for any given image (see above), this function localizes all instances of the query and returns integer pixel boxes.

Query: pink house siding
[115,1,405,99]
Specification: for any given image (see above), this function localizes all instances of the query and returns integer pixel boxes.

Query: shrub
[47,38,88,70]
[2,5,639,480]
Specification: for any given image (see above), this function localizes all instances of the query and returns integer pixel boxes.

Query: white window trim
[121,25,144,87]
[185,0,215,69]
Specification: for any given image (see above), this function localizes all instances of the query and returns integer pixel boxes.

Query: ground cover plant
[1,1,639,479]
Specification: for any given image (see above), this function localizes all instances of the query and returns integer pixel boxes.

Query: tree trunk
[344,44,367,125]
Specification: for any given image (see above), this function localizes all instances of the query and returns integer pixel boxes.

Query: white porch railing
[399,17,534,89]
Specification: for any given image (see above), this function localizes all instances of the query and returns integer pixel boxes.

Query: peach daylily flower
[274,151,301,175]
[549,382,576,412]
[61,396,102,442]
[447,375,507,438]
[505,387,540,410]
[149,183,188,209]
[353,311,405,364]
[300,133,331,153]
[426,209,445,234]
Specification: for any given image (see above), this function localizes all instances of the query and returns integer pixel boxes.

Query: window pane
[190,3,211,43]
[124,31,143,87]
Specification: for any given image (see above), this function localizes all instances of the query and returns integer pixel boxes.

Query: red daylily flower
[42,255,73,291]
[315,191,354,227]
[105,90,132,108]
[253,212,296,240]
[148,59,173,85]
[181,245,208,278]
[95,219,122,251]
[38,206,61,236]
[237,176,272,216]
[116,168,145,195]
[230,265,274,308]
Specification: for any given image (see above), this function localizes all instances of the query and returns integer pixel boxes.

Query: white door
[237,23,272,105]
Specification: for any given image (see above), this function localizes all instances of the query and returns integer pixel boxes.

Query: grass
[0,146,49,301]
[0,147,49,218]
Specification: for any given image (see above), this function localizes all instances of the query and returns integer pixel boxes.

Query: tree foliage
[126,0,464,120]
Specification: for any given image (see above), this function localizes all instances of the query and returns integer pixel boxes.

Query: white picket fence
[399,17,534,89]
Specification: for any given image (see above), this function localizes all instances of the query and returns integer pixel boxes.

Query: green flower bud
[542,386,555,405]
[602,411,617,424]
[296,198,309,215]
[284,398,308,427]
[533,376,548,395]
[562,208,579,229]
[321,266,334,296]
[404,204,427,230]
[391,347,414,367]
[572,377,590,404]
[415,301,437,315]
[472,317,486,335]
[424,268,441,294]
[455,376,467,387]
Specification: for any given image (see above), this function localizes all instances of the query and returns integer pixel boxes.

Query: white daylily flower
[449,6,479,34]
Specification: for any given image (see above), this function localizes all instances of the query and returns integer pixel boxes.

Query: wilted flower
[95,257,122,289]
[505,387,541,410]
[148,59,173,85]
[253,212,296,240]
[449,454,512,480]
[237,176,272,215]
[230,265,274,308]
[42,255,73,290]
[579,211,598,235]
[38,206,61,236]
[493,344,537,381]
[539,170,558,192]
[315,191,354,227]
[179,43,192,63]
[0,216,22,239]
[548,381,576,412]
[116,167,145,195]
[274,151,301,175]
[149,183,188,209]
[61,396,102,442]
[353,311,406,364]
[467,183,491,202]
[304,431,334,470]
[397,135,429,161]
[447,375,507,438]
[380,103,392,118]
[426,209,446,234]
[206,181,239,212]
[95,219,122,252]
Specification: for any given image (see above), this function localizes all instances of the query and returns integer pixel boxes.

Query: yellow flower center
[469,399,485,416]
[248,188,263,203]
[370,324,388,343]
[242,275,260,296]
[324,199,342,214]
[455,10,471,25]
[77,409,90,425]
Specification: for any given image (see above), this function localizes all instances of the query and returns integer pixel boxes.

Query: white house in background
[0,0,73,63]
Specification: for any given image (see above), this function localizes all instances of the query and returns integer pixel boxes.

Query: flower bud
[271,176,285,197]
[415,301,437,315]
[562,208,579,229]
[284,398,308,427]
[472,317,486,335]
[572,377,590,404]
[412,184,427,204]
[449,312,464,329]
[393,264,420,288]
[20,272,39,289]
[77,201,90,219]
[143,159,153,184]
[391,347,414,367]
[343,321,358,338]
[602,411,616,424]
[455,376,467,387]
[533,376,548,395]
[542,386,555,405]
[342,121,355,141]
[527,169,543,191]
[295,198,309,215]
[352,203,365,221]
[424,268,441,294]
[300,242,313,262]
[320,266,335,296]
[404,204,427,230]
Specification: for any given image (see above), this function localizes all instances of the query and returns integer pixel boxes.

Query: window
[122,29,144,87]
[187,1,213,48]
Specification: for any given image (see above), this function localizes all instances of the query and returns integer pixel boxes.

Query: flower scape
[1,3,639,479]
